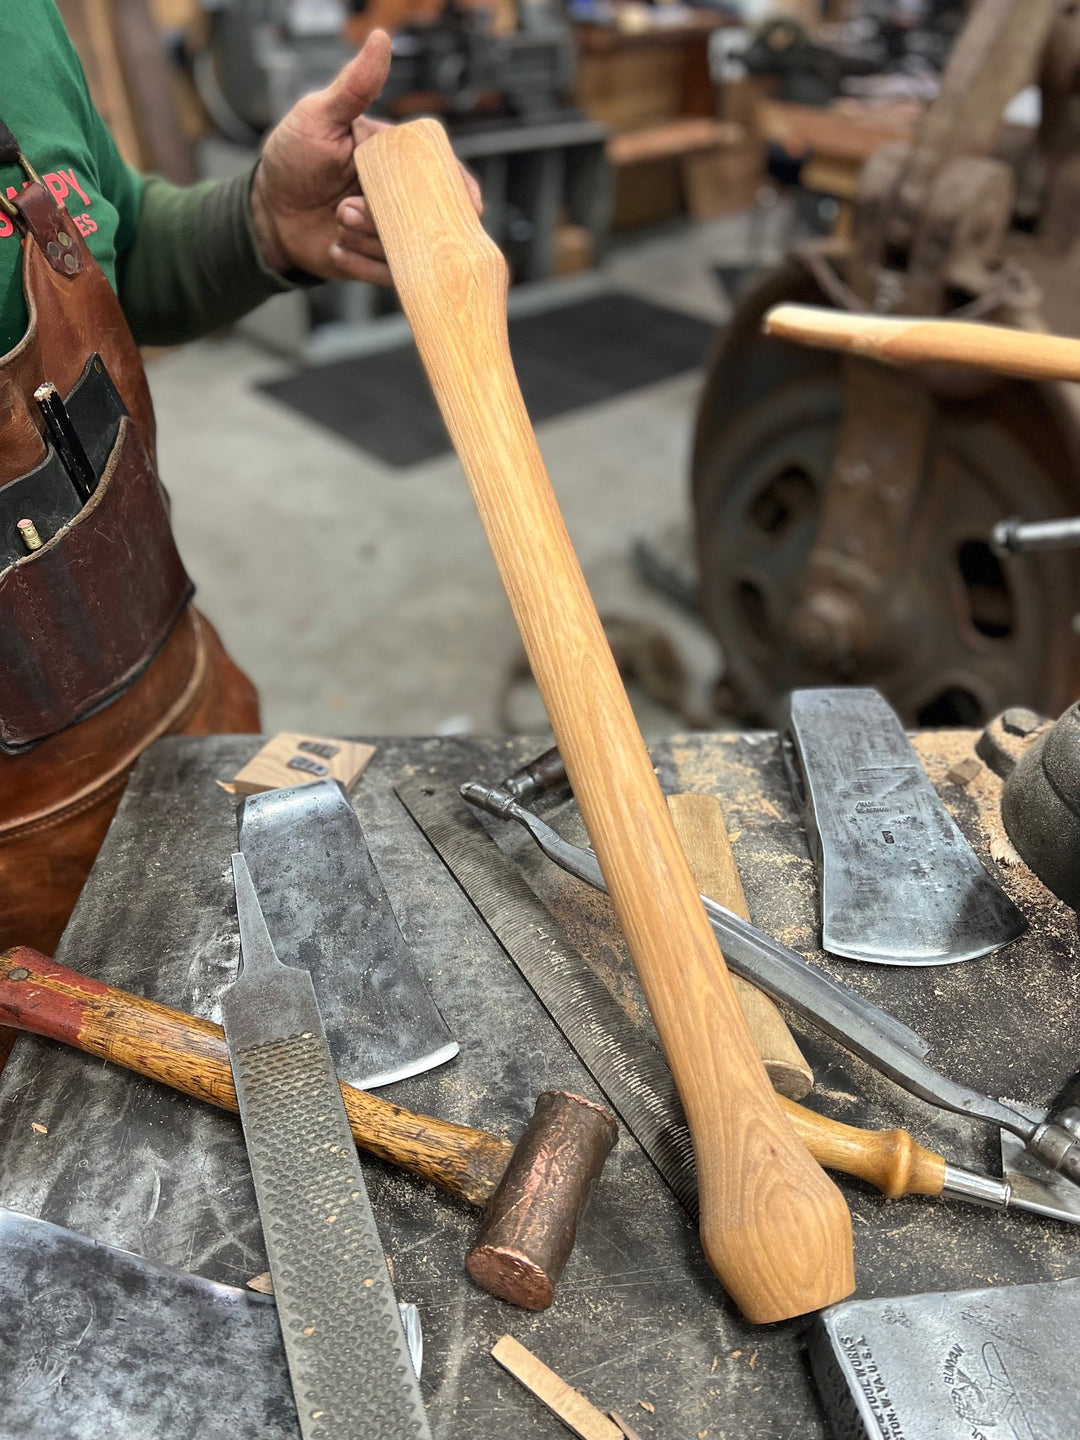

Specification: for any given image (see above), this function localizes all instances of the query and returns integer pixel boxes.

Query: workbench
[1,730,1078,1438]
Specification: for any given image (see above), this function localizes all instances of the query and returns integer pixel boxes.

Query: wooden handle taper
[356,119,853,1322]
[668,793,814,1101]
[764,304,1080,383]
[0,946,512,1206]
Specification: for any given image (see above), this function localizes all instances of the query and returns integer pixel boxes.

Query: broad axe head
[466,1090,617,1310]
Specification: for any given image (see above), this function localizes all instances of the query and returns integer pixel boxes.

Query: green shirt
[0,0,291,354]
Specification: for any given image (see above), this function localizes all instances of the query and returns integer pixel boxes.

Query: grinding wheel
[691,258,1080,728]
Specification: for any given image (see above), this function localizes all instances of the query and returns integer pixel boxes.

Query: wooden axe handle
[764,304,1080,382]
[668,793,814,1101]
[355,119,853,1322]
[0,946,512,1206]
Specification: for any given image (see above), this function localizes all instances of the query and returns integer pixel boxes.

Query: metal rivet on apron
[58,233,72,248]
[63,253,78,273]
[46,241,59,258]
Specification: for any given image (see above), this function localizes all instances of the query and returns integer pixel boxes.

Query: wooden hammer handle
[0,949,947,1204]
[668,792,814,1101]
[764,304,1080,383]
[0,946,512,1206]
[355,119,853,1322]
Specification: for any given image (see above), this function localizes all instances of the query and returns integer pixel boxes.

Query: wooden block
[554,223,595,276]
[606,118,744,167]
[491,1335,624,1440]
[217,732,375,798]
[668,792,814,1100]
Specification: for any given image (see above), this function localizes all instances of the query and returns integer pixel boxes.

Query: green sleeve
[116,168,301,347]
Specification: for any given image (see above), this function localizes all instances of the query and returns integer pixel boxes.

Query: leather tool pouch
[0,416,194,752]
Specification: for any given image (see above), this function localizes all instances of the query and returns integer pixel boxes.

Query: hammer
[1,949,1027,1266]
[0,946,615,1312]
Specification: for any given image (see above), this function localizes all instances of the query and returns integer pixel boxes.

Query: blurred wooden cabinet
[574,18,761,228]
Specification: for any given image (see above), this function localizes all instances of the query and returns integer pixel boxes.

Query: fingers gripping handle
[355,119,854,1322]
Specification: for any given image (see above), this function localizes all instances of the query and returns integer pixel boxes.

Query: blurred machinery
[692,0,1080,729]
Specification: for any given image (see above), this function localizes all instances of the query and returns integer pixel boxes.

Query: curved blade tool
[460,783,1080,1191]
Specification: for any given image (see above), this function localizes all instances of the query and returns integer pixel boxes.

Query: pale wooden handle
[356,119,853,1323]
[764,304,1080,383]
[668,793,813,1101]
[779,1097,946,1199]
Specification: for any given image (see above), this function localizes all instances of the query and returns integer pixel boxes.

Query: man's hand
[249,30,481,285]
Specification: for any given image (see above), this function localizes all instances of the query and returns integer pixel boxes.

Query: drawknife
[238,778,456,1088]
[459,781,1080,1193]
[398,778,1080,1230]
[780,688,1027,965]
[222,853,431,1440]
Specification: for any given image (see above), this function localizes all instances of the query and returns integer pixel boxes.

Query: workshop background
[60,0,1079,739]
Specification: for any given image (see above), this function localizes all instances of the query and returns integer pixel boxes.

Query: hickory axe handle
[764,304,1080,382]
[0,946,512,1206]
[355,118,853,1322]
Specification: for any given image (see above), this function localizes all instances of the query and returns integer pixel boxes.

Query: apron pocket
[0,417,194,751]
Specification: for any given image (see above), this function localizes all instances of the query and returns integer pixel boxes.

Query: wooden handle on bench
[668,792,814,1101]
[764,304,1080,382]
[356,119,853,1322]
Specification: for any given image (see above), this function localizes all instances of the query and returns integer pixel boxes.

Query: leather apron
[0,136,260,963]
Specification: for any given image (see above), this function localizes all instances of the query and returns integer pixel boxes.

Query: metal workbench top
[1,731,1077,1438]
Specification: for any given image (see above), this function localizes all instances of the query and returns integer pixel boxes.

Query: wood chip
[637,1399,655,1412]
[946,756,982,786]
[990,831,1023,867]
[491,1335,623,1440]
[246,1272,274,1294]
[30,1122,47,1135]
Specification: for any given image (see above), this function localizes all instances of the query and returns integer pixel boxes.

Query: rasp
[780,688,1027,965]
[395,776,699,1218]
[460,782,1080,1191]
[222,853,431,1440]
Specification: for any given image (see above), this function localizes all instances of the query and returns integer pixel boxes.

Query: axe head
[237,778,457,1088]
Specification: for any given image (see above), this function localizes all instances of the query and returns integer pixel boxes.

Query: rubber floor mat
[259,292,716,467]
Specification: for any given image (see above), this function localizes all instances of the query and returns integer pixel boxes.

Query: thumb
[316,30,393,129]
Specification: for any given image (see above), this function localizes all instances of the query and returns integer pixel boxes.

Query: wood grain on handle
[668,793,813,1101]
[0,948,949,1206]
[356,118,853,1322]
[764,304,1080,383]
[0,946,512,1206]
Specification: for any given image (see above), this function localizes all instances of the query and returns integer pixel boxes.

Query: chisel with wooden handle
[355,117,853,1322]
[3,946,1070,1224]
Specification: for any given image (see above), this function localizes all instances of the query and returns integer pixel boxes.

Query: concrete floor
[149,209,787,739]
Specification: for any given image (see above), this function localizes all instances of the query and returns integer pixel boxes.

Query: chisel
[399,780,1080,1229]
[462,782,1080,1190]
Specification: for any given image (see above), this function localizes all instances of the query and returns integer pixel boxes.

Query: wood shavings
[246,1271,274,1294]
[30,1122,47,1135]
[636,1399,655,1413]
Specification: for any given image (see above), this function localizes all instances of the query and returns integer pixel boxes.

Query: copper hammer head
[466,1090,617,1310]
